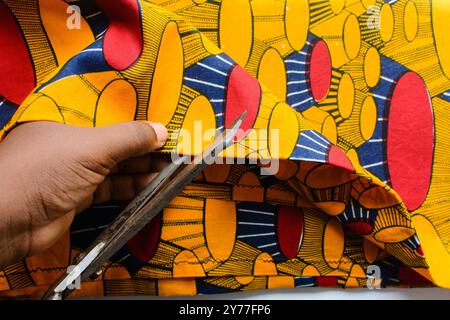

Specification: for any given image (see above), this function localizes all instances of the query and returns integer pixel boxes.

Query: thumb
[83,121,168,165]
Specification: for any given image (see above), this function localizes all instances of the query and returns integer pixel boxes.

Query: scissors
[42,112,246,300]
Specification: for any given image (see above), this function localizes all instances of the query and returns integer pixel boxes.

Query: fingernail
[146,122,168,145]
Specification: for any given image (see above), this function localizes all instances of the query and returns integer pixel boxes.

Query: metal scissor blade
[43,111,246,300]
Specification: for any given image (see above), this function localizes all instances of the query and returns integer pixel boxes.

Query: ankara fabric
[0,0,450,298]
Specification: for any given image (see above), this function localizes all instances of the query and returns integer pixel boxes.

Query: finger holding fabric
[0,121,168,269]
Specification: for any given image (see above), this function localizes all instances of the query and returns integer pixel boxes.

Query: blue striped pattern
[39,39,112,90]
[184,54,236,128]
[290,130,331,163]
[285,33,319,112]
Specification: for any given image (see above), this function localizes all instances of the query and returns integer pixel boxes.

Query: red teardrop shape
[225,65,261,141]
[96,0,143,70]
[0,2,35,104]
[277,206,304,259]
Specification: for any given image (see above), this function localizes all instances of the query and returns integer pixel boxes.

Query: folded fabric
[0,0,449,298]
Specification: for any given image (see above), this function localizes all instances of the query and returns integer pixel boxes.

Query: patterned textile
[0,0,449,298]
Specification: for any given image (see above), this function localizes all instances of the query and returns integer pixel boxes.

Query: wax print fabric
[0,0,449,298]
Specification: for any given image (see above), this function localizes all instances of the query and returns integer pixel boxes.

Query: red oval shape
[347,221,373,235]
[0,2,35,104]
[309,40,332,102]
[277,206,304,259]
[127,212,162,262]
[387,72,434,211]
[315,276,338,287]
[97,0,143,70]
[225,65,261,141]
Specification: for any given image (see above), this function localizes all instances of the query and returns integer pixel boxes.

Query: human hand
[0,121,168,269]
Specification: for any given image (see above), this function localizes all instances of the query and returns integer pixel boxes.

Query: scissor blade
[43,111,247,300]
